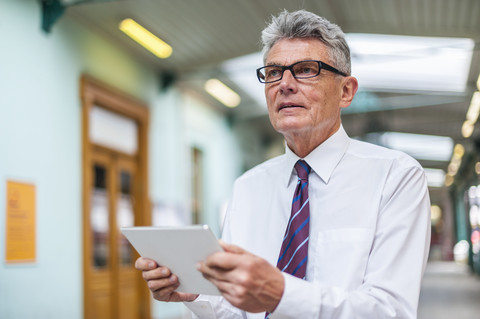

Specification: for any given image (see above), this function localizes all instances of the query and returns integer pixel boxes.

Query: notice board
[5,180,36,263]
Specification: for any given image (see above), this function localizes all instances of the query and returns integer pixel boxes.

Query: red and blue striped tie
[266,160,311,318]
[277,160,311,278]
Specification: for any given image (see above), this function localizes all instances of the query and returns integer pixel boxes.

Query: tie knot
[294,160,311,181]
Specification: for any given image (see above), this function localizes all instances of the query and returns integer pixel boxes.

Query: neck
[285,124,340,158]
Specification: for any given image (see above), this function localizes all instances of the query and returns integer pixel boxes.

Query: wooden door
[86,150,141,319]
[82,76,150,319]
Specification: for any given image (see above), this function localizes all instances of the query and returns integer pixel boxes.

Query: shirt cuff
[270,273,320,319]
[183,297,216,319]
[184,295,245,319]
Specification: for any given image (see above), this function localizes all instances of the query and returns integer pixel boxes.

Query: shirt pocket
[311,228,373,290]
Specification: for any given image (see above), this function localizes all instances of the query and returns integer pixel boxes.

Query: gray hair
[261,10,351,75]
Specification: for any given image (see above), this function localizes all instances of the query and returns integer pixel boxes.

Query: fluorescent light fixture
[119,18,172,59]
[346,34,474,92]
[204,79,241,108]
[222,34,474,112]
[376,132,453,161]
[424,168,446,188]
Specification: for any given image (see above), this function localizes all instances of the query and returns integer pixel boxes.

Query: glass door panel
[117,170,135,266]
[91,164,109,269]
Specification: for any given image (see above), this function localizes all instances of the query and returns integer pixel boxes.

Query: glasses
[256,60,347,83]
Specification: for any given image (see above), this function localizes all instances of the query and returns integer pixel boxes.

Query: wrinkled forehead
[264,38,332,66]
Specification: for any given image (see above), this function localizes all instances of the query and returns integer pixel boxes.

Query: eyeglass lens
[260,61,320,83]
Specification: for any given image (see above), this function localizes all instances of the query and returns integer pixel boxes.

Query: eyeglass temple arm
[321,63,347,77]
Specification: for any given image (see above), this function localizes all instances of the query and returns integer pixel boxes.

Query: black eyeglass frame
[256,60,347,83]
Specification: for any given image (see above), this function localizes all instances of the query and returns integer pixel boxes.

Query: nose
[278,69,298,94]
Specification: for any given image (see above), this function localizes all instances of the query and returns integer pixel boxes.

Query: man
[136,9,431,319]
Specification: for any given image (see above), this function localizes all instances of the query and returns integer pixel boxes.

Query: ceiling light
[424,168,446,188]
[119,18,172,59]
[431,205,442,223]
[446,143,465,178]
[462,120,475,138]
[475,162,480,175]
[346,34,474,92]
[445,174,454,187]
[448,161,460,175]
[466,91,480,122]
[204,79,241,108]
[376,132,453,161]
[453,144,465,158]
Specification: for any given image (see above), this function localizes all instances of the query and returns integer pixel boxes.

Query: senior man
[136,9,431,319]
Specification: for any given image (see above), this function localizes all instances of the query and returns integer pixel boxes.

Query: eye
[294,62,319,77]
[265,67,282,79]
[299,67,313,74]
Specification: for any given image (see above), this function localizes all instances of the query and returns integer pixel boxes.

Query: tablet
[121,225,222,296]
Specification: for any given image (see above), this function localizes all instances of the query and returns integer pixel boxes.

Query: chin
[274,117,307,130]
[273,124,307,137]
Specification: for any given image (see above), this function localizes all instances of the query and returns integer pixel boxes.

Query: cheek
[265,89,276,113]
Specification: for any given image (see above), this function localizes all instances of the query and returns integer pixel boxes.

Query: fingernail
[196,262,201,270]
[148,262,155,269]
[161,268,168,276]
[169,275,176,283]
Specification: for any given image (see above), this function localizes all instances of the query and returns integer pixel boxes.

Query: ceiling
[64,0,480,202]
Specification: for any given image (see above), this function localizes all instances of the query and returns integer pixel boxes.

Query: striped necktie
[277,160,311,278]
[266,160,311,318]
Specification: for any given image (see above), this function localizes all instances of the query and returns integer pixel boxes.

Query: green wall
[0,1,242,318]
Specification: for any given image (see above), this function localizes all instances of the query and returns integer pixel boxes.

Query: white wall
[182,94,242,235]
[0,1,242,318]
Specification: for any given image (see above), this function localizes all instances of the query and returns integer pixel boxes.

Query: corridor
[418,262,480,318]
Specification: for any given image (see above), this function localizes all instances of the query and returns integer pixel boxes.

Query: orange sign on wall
[5,180,36,263]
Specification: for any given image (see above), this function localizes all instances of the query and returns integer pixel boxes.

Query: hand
[197,241,284,313]
[135,257,198,302]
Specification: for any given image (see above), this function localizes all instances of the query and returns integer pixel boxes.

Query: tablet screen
[121,225,222,295]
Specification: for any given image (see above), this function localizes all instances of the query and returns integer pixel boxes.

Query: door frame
[81,75,151,319]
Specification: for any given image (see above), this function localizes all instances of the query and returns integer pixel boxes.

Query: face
[264,38,354,146]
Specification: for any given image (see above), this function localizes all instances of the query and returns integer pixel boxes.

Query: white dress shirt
[185,126,431,319]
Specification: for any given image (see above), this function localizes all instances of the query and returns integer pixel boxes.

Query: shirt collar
[283,125,350,186]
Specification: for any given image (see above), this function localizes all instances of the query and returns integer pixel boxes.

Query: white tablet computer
[121,225,222,296]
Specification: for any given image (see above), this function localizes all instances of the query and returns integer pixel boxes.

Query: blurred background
[1,0,480,318]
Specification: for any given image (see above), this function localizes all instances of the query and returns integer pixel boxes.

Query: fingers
[135,257,157,270]
[148,274,179,292]
[219,240,246,254]
[152,289,199,303]
[142,265,171,281]
[197,261,228,282]
[176,292,200,302]
[150,280,180,301]
[148,275,199,302]
[204,253,237,270]
[134,257,199,303]
[203,246,249,270]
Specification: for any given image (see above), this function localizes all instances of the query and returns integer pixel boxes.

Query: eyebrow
[265,58,316,66]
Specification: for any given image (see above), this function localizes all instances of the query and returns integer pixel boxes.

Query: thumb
[219,240,246,254]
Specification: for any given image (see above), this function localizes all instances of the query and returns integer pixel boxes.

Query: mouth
[278,103,304,111]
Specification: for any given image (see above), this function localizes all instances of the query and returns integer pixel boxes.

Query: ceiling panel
[64,0,480,178]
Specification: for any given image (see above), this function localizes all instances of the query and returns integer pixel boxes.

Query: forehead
[265,38,330,65]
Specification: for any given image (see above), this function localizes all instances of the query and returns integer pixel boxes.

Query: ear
[339,76,358,109]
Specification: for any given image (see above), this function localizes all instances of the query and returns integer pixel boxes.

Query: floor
[418,261,480,319]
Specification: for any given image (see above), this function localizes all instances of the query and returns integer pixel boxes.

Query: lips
[278,103,304,111]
